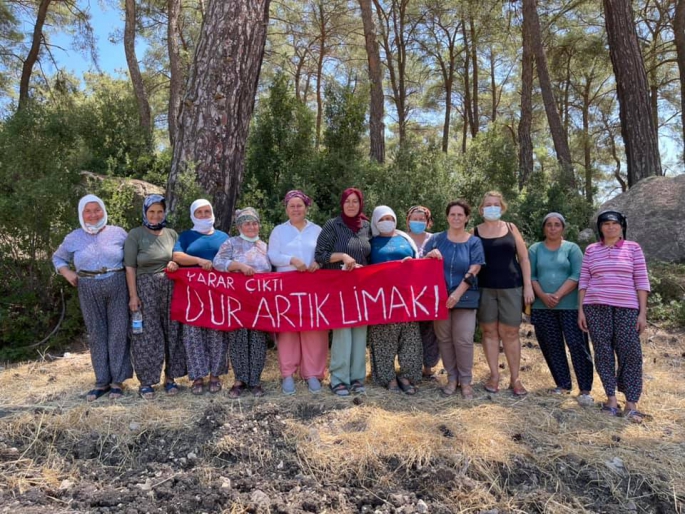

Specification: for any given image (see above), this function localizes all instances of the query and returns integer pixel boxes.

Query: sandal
[388,380,401,393]
[460,384,474,400]
[228,382,246,399]
[441,381,458,397]
[164,382,179,396]
[86,386,111,402]
[350,380,366,394]
[139,385,155,400]
[398,378,417,396]
[191,379,205,396]
[109,387,124,400]
[549,387,571,395]
[622,409,652,424]
[484,377,499,394]
[330,383,350,397]
[251,385,265,397]
[601,404,621,417]
[510,379,528,397]
[209,380,222,394]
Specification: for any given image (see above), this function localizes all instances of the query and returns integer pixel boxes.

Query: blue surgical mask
[483,206,502,221]
[409,221,427,234]
[239,233,260,243]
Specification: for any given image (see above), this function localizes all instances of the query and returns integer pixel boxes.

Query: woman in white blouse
[268,190,327,395]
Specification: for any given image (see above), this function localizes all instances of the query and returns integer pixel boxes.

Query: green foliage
[647,264,685,327]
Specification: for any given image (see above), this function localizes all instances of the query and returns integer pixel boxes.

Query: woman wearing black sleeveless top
[474,192,534,396]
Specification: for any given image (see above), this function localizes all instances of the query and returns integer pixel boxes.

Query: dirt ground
[0,324,683,514]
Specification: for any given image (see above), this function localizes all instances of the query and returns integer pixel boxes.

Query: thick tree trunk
[18,0,52,111]
[167,0,271,230]
[523,0,575,188]
[676,0,685,163]
[124,0,152,142]
[358,0,385,163]
[603,0,662,185]
[167,0,182,146]
[518,0,534,189]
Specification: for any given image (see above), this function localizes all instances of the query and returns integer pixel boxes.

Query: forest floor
[0,323,683,514]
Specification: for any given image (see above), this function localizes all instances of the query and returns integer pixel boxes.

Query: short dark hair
[445,200,471,217]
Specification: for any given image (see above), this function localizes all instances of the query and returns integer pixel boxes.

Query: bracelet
[463,273,475,287]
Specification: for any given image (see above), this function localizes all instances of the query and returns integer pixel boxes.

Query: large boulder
[597,175,685,263]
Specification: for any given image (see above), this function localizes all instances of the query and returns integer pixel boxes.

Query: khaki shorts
[477,287,522,327]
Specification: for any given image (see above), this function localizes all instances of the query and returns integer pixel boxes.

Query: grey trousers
[434,309,477,385]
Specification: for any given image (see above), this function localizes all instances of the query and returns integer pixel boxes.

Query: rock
[137,479,153,491]
[220,477,231,489]
[250,490,270,505]
[578,228,595,245]
[59,479,74,490]
[129,422,141,432]
[416,499,429,513]
[597,175,685,262]
[187,452,197,460]
[389,494,405,507]
[604,457,625,474]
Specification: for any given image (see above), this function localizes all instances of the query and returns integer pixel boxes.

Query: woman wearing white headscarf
[172,199,229,395]
[213,207,272,398]
[124,195,186,399]
[367,205,423,394]
[53,194,132,401]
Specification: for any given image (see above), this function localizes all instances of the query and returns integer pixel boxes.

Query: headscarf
[406,205,433,225]
[542,212,566,228]
[234,207,260,226]
[78,194,108,235]
[190,199,215,234]
[340,187,368,232]
[596,210,627,240]
[371,205,419,257]
[142,194,167,231]
[283,190,312,207]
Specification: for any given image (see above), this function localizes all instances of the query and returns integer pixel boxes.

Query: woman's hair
[478,191,508,213]
[445,199,471,217]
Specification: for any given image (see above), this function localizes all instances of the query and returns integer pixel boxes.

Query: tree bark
[358,0,385,163]
[490,45,497,123]
[167,0,271,230]
[314,2,326,150]
[603,0,662,185]
[124,0,152,142]
[523,0,575,188]
[470,15,479,136]
[18,0,52,111]
[518,0,534,189]
[167,0,182,146]
[462,19,473,138]
[676,0,685,163]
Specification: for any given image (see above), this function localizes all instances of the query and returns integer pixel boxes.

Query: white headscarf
[78,194,108,234]
[371,205,419,257]
[190,199,215,234]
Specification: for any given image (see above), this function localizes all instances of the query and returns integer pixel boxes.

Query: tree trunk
[314,3,326,150]
[18,0,52,111]
[603,0,662,185]
[675,0,685,164]
[167,0,271,230]
[167,0,182,146]
[358,0,385,163]
[582,82,592,204]
[523,0,575,188]
[462,19,473,138]
[470,16,479,136]
[490,45,497,123]
[124,0,152,142]
[443,78,452,153]
[518,0,534,189]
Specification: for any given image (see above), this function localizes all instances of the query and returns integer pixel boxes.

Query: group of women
[53,188,651,422]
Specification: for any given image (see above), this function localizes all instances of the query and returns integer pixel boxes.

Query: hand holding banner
[167,259,448,332]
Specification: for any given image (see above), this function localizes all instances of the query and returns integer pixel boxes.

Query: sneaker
[550,387,571,395]
[577,394,595,407]
[307,377,322,393]
[282,376,296,395]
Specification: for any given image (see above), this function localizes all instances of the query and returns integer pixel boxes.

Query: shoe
[208,380,222,394]
[460,384,474,400]
[307,377,322,394]
[86,386,111,402]
[251,385,265,397]
[550,387,571,395]
[191,379,205,396]
[138,385,155,400]
[388,380,402,393]
[398,378,417,396]
[510,379,528,397]
[622,409,652,424]
[350,380,366,394]
[441,381,458,397]
[109,387,124,400]
[228,382,246,399]
[282,376,296,395]
[484,376,499,394]
[330,383,350,396]
[164,382,180,396]
[601,403,621,417]
[577,394,594,407]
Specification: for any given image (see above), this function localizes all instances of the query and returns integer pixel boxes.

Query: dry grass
[0,323,683,512]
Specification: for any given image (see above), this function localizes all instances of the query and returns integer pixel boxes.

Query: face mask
[409,221,426,234]
[483,206,502,221]
[239,233,260,243]
[84,217,106,234]
[377,220,396,234]
[191,217,215,234]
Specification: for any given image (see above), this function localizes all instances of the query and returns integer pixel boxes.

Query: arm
[53,233,78,287]
[633,244,650,334]
[577,289,588,332]
[125,267,141,311]
[529,243,554,308]
[172,251,213,270]
[315,220,358,270]
[636,290,648,334]
[267,225,303,270]
[511,224,534,304]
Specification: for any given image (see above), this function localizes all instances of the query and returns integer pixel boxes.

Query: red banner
[167,259,448,332]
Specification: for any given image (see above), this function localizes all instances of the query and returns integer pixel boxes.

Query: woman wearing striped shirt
[578,210,650,423]
[315,187,372,396]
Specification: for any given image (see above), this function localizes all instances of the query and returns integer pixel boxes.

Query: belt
[76,268,125,278]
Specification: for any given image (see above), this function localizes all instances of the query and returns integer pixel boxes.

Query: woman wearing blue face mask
[406,206,440,380]
[474,191,534,396]
[213,207,272,398]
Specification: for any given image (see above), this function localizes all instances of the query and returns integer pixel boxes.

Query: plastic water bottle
[131,310,143,334]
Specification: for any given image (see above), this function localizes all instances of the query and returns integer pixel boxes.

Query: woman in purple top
[578,210,651,423]
[52,194,132,401]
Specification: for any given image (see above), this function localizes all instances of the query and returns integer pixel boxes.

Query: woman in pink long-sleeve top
[578,210,650,423]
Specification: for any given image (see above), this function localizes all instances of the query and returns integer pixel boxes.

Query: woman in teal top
[529,212,593,405]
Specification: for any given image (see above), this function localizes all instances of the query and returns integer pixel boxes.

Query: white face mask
[84,217,107,234]
[239,233,259,243]
[377,220,396,234]
[191,217,215,234]
[483,206,502,221]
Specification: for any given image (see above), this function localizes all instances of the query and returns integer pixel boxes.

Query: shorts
[477,287,522,327]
